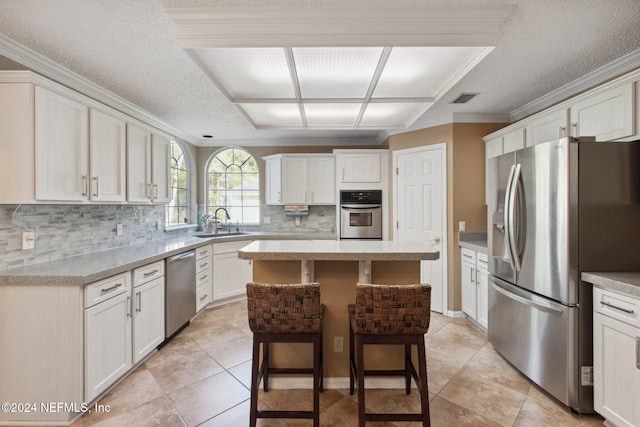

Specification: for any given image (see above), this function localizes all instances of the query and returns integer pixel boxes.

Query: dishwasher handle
[168,251,196,263]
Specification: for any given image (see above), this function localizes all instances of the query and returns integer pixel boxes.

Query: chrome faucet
[213,207,231,234]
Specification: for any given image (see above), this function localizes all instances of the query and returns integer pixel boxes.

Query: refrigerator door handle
[507,164,522,271]
[503,164,517,270]
[492,280,564,315]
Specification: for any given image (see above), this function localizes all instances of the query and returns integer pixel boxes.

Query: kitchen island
[238,240,439,385]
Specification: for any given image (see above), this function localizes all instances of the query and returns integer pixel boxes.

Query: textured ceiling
[0,0,639,146]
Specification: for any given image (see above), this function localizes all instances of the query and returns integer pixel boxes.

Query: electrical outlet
[334,336,344,352]
[116,224,123,236]
[263,216,271,224]
[22,232,35,250]
[459,221,466,232]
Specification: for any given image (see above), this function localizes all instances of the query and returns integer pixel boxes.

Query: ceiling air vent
[450,93,479,104]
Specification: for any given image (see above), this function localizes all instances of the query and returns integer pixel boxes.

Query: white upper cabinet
[151,133,171,204]
[126,124,171,204]
[307,156,335,204]
[0,71,176,205]
[502,127,526,154]
[526,108,569,147]
[126,123,152,202]
[89,109,127,202]
[337,152,381,184]
[35,86,90,201]
[264,156,282,205]
[569,82,634,141]
[264,154,336,205]
[485,137,503,160]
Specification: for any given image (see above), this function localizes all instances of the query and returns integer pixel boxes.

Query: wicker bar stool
[246,282,324,427]
[348,283,431,427]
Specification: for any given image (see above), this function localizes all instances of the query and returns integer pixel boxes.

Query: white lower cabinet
[132,261,165,364]
[593,287,640,427]
[213,240,253,302]
[196,244,213,312]
[85,261,165,402]
[460,248,488,330]
[84,273,132,402]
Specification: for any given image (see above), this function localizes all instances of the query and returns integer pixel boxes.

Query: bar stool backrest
[247,282,322,333]
[353,283,431,335]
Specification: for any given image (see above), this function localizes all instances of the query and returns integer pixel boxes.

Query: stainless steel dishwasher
[165,250,196,339]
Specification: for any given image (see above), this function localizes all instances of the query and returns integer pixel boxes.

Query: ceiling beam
[166,7,514,48]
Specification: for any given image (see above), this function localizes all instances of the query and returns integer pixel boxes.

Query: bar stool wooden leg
[349,316,355,395]
[262,342,270,392]
[313,333,321,427]
[356,334,366,427]
[249,335,261,427]
[404,344,412,394]
[417,339,431,426]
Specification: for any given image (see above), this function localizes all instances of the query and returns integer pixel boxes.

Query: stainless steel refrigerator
[487,136,640,413]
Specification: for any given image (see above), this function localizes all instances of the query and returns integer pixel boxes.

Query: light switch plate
[116,224,123,236]
[459,221,466,232]
[334,336,344,352]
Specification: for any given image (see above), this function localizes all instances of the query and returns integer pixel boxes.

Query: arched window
[206,147,259,225]
[166,140,190,227]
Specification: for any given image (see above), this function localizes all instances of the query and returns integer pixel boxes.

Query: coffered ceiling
[0,1,639,147]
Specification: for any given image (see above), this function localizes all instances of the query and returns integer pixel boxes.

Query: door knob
[429,237,441,244]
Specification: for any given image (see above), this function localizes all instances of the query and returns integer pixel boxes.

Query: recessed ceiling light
[202,134,213,138]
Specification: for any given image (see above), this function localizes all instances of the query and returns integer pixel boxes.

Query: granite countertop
[458,231,488,254]
[0,232,337,286]
[581,272,640,299]
[238,240,440,261]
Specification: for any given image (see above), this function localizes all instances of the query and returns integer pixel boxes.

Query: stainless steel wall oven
[340,190,382,240]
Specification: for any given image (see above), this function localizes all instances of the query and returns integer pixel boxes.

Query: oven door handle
[341,205,382,210]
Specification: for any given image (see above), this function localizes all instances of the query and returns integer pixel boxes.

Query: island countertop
[238,239,440,261]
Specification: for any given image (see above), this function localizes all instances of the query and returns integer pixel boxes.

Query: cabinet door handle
[147,182,153,200]
[92,176,100,198]
[154,183,158,200]
[278,191,281,202]
[572,122,578,136]
[600,300,635,314]
[136,291,142,313]
[199,274,208,281]
[559,126,566,138]
[636,337,640,369]
[200,262,208,268]
[101,282,123,293]
[82,175,88,197]
[127,296,132,317]
[200,293,208,301]
[143,269,159,278]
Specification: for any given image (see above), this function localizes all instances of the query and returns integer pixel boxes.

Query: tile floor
[65,300,604,427]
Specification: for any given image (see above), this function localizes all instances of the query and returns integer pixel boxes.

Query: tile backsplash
[0,204,336,271]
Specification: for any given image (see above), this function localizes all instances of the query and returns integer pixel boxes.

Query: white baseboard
[446,310,466,318]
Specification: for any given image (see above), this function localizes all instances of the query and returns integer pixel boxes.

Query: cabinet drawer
[196,257,211,274]
[196,283,211,312]
[132,260,164,287]
[196,268,212,288]
[461,248,476,264]
[196,244,212,260]
[85,272,130,308]
[213,240,252,255]
[477,252,488,270]
[594,288,640,328]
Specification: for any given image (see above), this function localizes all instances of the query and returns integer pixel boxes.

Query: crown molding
[0,33,196,144]
[511,48,640,121]
[198,137,381,147]
[166,7,514,48]
[380,112,511,140]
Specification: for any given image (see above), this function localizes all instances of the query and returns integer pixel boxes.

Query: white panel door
[308,157,335,204]
[126,123,152,203]
[395,144,445,313]
[281,157,308,204]
[35,86,89,201]
[89,109,126,202]
[151,134,171,203]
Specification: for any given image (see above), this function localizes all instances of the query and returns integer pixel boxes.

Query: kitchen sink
[195,232,249,238]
